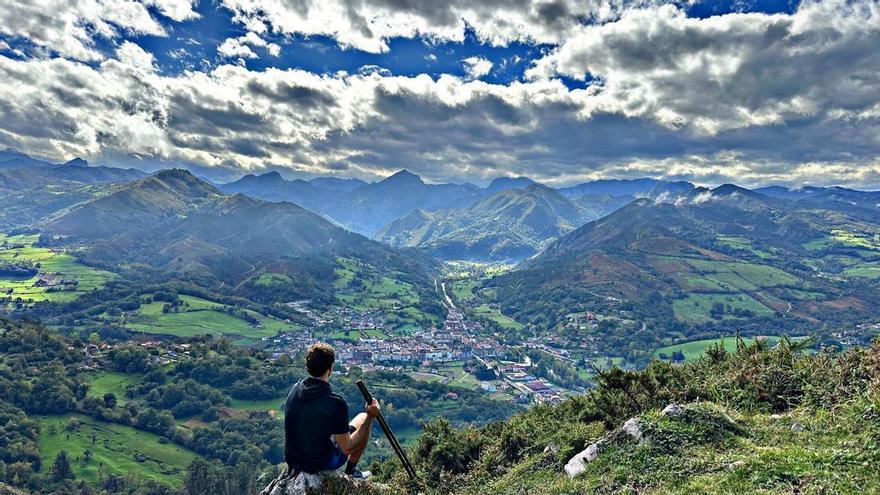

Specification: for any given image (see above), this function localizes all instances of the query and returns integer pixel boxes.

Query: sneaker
[347,468,372,480]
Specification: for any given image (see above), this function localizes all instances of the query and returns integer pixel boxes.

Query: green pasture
[0,234,114,306]
[125,294,289,339]
[653,335,807,362]
[39,415,199,487]
[87,371,140,405]
[473,304,523,330]
[672,293,774,323]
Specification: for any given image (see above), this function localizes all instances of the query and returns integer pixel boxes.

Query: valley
[0,154,879,494]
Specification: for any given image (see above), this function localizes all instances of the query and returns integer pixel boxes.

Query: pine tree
[52,450,74,482]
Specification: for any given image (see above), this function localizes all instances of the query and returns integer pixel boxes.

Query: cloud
[218,32,281,59]
[219,0,655,53]
[527,0,880,135]
[462,56,493,80]
[0,0,198,61]
[1,0,880,189]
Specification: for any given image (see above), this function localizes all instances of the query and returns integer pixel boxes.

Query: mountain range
[489,184,880,346]
[44,169,389,270]
[375,184,612,260]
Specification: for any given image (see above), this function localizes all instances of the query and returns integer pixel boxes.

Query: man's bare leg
[345,412,372,472]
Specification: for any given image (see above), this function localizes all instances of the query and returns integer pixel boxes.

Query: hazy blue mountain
[309,176,368,191]
[484,176,537,194]
[0,151,147,230]
[375,184,603,261]
[756,185,880,214]
[558,178,695,199]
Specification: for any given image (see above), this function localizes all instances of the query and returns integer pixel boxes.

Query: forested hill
[0,318,514,495]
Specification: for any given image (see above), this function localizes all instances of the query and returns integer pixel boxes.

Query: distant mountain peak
[710,183,760,197]
[63,157,89,167]
[486,176,537,193]
[382,169,423,184]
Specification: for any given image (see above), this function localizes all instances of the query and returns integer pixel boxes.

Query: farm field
[844,262,880,278]
[334,257,438,331]
[39,415,199,487]
[228,396,286,413]
[450,279,479,302]
[473,304,523,330]
[672,292,775,323]
[123,294,293,340]
[87,371,140,405]
[0,233,114,307]
[653,335,807,362]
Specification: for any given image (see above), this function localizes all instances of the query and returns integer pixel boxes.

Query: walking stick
[356,379,418,480]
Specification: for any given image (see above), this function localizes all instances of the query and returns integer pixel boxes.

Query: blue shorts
[323,446,348,471]
[322,424,356,471]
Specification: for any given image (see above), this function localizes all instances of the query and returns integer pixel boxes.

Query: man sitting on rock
[284,343,379,479]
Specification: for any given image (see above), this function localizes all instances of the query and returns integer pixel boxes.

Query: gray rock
[662,403,683,417]
[565,418,646,478]
[539,443,560,468]
[260,470,379,495]
[727,460,746,470]
[791,422,804,433]
[622,418,643,443]
[564,442,601,478]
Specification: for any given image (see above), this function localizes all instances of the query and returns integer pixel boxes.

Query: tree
[102,393,117,409]
[51,451,74,482]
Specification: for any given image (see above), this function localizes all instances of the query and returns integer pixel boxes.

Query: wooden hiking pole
[356,379,418,480]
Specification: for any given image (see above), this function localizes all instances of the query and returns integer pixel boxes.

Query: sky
[0,0,879,187]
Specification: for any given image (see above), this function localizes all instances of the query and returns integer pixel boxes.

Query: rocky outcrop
[564,402,739,478]
[564,416,647,478]
[260,470,387,495]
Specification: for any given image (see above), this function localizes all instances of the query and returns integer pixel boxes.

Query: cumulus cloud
[218,32,281,59]
[0,0,198,60]
[1,0,880,189]
[219,0,657,53]
[462,56,493,80]
[527,0,880,135]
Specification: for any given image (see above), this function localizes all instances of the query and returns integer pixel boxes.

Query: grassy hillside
[39,415,199,487]
[371,337,880,495]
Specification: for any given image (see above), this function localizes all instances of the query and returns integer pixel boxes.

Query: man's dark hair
[306,343,335,377]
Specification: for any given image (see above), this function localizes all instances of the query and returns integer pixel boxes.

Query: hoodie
[283,377,351,473]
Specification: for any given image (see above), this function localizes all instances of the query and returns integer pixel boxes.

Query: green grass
[653,336,806,362]
[125,294,291,339]
[0,234,114,307]
[228,396,286,412]
[473,304,523,330]
[334,257,438,330]
[672,293,774,323]
[253,272,293,286]
[843,262,880,278]
[87,371,140,405]
[450,280,479,302]
[39,414,199,487]
[716,235,773,258]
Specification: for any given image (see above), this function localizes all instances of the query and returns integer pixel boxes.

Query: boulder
[564,418,646,478]
[661,403,683,417]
